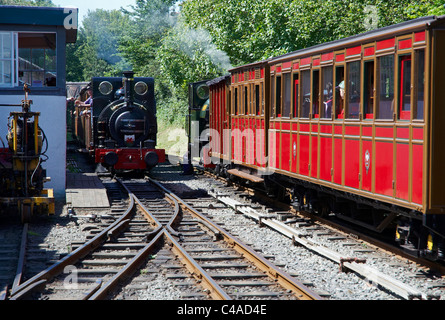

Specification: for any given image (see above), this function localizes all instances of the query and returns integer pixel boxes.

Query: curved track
[7,176,321,300]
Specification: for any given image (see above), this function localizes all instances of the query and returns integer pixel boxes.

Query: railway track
[174,166,444,300]
[0,222,27,299]
[7,175,321,300]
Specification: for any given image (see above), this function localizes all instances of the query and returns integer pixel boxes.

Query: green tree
[68,9,132,81]
[119,0,230,125]
[155,19,231,123]
[119,0,177,76]
[181,0,444,65]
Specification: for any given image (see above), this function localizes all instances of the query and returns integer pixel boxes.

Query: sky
[51,0,135,24]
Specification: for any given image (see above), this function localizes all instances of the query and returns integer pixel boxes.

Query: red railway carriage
[268,21,430,210]
[229,61,270,173]
[208,61,271,180]
[206,15,445,260]
[207,76,231,168]
[266,16,443,241]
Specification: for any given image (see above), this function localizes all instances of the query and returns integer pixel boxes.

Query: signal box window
[347,61,360,119]
[19,33,57,87]
[0,32,17,87]
[321,66,333,119]
[415,49,425,120]
[377,55,395,120]
[283,73,291,117]
[301,70,310,118]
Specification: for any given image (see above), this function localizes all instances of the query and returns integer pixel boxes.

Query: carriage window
[276,75,282,117]
[301,70,311,118]
[250,84,253,115]
[255,84,260,115]
[244,85,248,115]
[363,60,375,119]
[335,66,345,119]
[283,72,291,117]
[377,55,395,120]
[271,75,275,118]
[321,66,333,119]
[415,49,425,120]
[261,83,265,115]
[234,87,238,115]
[312,70,320,118]
[399,54,412,120]
[347,61,360,119]
[293,73,299,118]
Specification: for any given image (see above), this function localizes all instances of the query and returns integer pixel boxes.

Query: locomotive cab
[185,80,212,173]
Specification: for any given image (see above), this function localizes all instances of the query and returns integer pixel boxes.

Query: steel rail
[118,178,181,236]
[12,223,28,292]
[119,178,232,300]
[205,167,445,275]
[210,189,430,300]
[88,227,164,300]
[147,177,323,301]
[9,193,136,299]
[163,230,232,300]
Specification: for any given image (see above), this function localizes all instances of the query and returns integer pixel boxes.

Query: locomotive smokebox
[123,70,135,107]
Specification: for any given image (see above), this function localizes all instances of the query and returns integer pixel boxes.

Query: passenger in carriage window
[75,85,93,106]
[75,85,93,116]
[336,80,345,118]
[323,81,333,118]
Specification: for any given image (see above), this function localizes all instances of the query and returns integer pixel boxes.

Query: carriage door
[399,55,412,120]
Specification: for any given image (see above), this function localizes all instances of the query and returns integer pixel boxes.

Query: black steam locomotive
[72,71,165,172]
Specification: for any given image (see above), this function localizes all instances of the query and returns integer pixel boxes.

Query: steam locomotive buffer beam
[227,169,264,183]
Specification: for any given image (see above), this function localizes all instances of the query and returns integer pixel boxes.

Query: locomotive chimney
[123,70,135,107]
